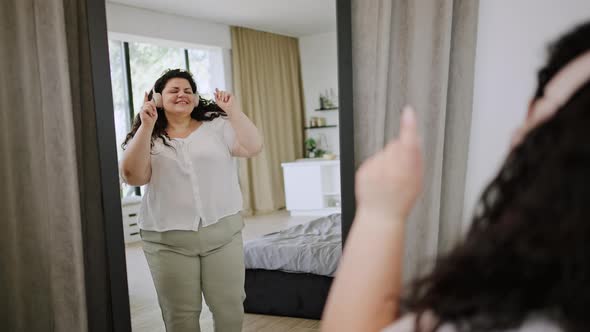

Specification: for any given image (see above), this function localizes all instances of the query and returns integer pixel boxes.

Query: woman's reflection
[120,68,263,332]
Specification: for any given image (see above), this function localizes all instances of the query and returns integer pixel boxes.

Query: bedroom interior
[104,0,345,330]
[7,0,590,331]
[105,1,590,330]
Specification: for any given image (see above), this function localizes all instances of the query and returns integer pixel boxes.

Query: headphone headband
[533,50,590,118]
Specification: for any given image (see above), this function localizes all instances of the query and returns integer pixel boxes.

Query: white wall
[299,31,340,156]
[463,0,590,228]
[106,2,231,49]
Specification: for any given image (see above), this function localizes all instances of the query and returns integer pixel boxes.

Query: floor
[126,210,320,332]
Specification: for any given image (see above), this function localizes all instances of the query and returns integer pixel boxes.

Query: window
[187,47,226,99]
[128,42,187,117]
[107,38,226,197]
[108,40,131,162]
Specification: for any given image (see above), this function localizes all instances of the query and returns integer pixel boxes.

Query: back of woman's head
[402,21,590,332]
[122,69,225,149]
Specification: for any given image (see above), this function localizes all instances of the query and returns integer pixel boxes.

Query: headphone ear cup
[152,92,163,108]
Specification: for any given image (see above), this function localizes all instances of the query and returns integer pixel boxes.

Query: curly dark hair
[122,69,226,149]
[401,21,590,332]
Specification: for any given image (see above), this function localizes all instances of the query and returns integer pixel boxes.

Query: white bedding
[243,214,342,277]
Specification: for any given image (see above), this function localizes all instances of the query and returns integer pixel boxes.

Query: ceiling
[107,0,337,37]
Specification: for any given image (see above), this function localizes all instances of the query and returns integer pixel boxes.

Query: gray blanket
[243,214,342,277]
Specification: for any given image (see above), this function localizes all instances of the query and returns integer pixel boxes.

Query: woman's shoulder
[205,115,227,127]
[204,115,231,134]
[382,313,562,332]
[211,114,228,122]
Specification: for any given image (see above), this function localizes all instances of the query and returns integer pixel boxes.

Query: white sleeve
[221,118,236,151]
[381,315,416,332]
[382,312,452,332]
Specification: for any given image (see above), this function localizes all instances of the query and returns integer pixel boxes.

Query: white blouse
[138,117,243,231]
[382,312,562,332]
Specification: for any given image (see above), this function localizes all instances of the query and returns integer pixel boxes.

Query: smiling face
[161,78,198,115]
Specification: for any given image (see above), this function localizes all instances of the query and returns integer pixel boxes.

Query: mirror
[105,1,344,330]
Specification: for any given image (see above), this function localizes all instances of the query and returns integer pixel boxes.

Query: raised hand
[215,88,235,113]
[140,91,158,129]
[355,106,423,221]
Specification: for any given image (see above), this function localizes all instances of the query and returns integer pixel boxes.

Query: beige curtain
[231,27,305,215]
[351,0,479,281]
[1,0,111,330]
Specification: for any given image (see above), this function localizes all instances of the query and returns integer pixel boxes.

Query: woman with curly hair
[323,21,590,332]
[120,69,262,332]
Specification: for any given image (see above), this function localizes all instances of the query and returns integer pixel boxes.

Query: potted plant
[305,138,327,158]
[305,138,317,158]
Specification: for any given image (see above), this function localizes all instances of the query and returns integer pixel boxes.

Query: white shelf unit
[121,195,142,244]
[281,159,341,216]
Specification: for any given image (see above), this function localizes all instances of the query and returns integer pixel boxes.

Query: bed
[243,214,342,319]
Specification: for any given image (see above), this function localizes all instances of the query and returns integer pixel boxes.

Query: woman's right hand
[355,106,423,222]
[140,92,158,129]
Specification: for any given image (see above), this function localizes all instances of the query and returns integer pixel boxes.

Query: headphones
[532,50,590,119]
[151,88,163,108]
[150,87,199,109]
[511,50,590,148]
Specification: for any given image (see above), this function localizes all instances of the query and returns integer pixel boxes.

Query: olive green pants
[141,213,246,332]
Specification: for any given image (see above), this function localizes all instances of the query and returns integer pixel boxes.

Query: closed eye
[166,89,193,95]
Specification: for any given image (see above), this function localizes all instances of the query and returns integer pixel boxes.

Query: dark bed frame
[85,0,355,330]
[244,269,333,320]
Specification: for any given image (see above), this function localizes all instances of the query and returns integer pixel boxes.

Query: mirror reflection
[106,1,339,331]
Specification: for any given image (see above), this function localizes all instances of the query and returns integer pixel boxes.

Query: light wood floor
[243,314,320,332]
[126,210,320,332]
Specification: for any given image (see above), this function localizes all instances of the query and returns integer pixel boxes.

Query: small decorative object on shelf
[319,88,338,110]
[305,137,327,158]
[308,116,327,127]
[329,88,337,104]
[309,117,317,128]
[305,138,317,158]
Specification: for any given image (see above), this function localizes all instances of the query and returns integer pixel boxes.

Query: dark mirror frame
[336,0,356,245]
[85,0,354,330]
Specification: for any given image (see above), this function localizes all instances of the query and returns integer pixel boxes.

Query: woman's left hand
[215,88,235,113]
